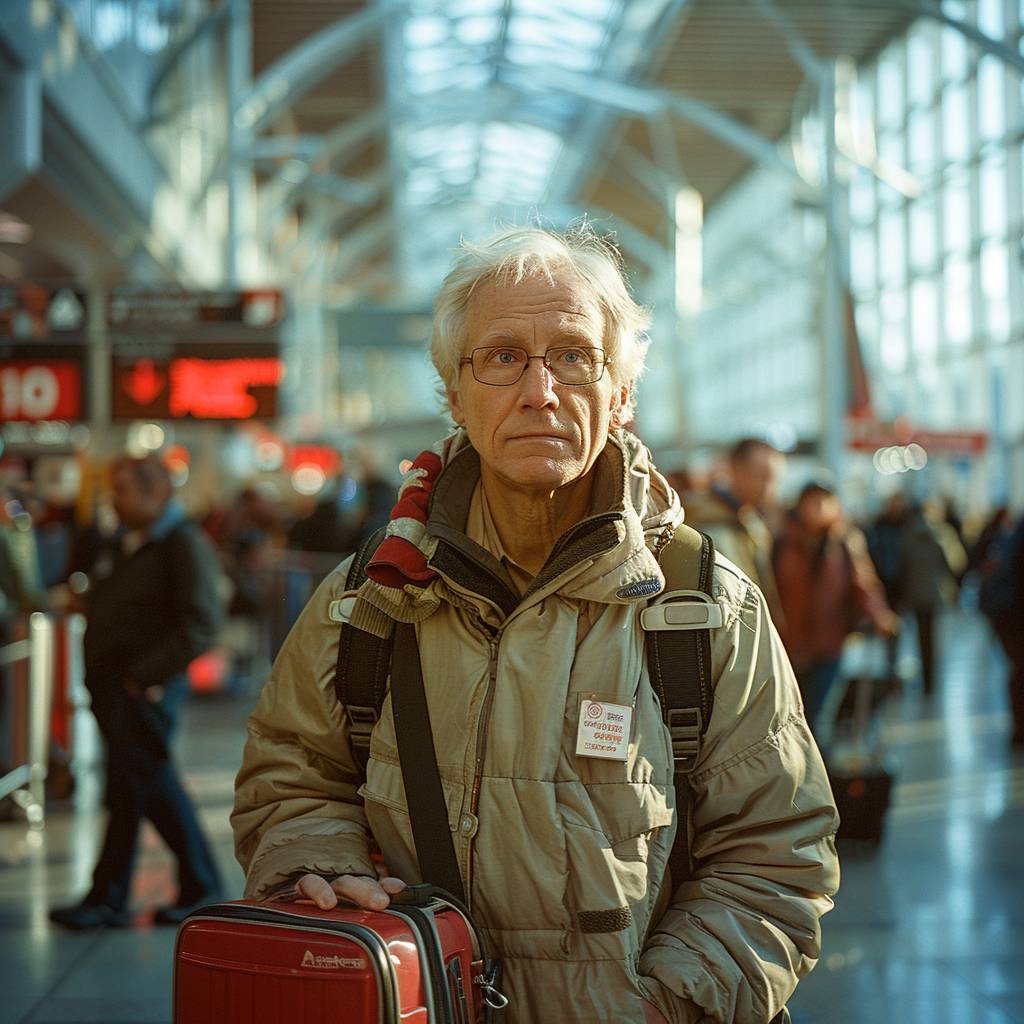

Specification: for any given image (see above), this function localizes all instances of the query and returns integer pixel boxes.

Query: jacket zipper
[464,626,500,906]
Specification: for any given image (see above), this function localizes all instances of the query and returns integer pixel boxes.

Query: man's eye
[488,349,521,365]
[554,348,588,365]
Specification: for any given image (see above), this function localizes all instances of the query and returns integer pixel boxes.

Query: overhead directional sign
[108,289,287,422]
[108,289,283,329]
[0,285,88,340]
[111,343,283,421]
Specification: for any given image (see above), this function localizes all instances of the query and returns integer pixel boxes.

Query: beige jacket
[232,431,839,1024]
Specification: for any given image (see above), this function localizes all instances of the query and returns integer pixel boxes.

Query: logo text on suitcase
[301,949,367,970]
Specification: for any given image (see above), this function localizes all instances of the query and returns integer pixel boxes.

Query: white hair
[431,223,651,421]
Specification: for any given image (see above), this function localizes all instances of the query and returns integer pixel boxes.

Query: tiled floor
[1,608,1022,1023]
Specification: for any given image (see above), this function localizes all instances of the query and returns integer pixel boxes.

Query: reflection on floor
[1,608,1022,1023]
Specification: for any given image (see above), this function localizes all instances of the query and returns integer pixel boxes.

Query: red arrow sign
[124,359,165,405]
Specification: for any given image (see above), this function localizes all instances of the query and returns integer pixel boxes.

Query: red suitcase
[173,885,506,1023]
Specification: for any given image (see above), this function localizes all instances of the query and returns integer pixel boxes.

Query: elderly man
[232,226,839,1023]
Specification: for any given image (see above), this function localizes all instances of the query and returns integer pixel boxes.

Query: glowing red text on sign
[0,361,82,421]
[168,358,284,419]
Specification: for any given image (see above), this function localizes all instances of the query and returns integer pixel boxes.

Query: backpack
[333,523,718,889]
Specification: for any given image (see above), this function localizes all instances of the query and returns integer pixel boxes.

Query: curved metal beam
[235,2,405,134]
[503,65,800,181]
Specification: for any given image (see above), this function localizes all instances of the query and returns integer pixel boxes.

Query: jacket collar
[147,499,188,541]
[114,499,187,547]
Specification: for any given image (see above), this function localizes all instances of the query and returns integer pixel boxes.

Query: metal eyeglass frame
[458,346,610,386]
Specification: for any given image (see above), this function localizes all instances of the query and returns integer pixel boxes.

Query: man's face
[111,468,164,529]
[731,448,783,509]
[447,272,628,496]
[798,491,840,533]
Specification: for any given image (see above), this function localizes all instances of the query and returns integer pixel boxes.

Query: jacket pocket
[557,779,675,952]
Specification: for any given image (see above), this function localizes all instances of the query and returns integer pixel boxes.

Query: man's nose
[517,357,559,408]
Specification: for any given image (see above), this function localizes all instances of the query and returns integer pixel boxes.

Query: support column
[226,0,253,287]
[820,62,849,486]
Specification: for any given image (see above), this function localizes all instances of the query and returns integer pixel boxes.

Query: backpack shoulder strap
[334,526,392,770]
[646,524,717,889]
[645,524,717,774]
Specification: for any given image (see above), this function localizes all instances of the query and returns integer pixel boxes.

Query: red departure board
[111,349,284,421]
[0,359,84,421]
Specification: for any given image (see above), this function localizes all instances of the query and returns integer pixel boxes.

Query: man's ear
[448,387,465,426]
[609,383,630,428]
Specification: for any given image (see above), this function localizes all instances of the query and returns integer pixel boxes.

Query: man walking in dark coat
[50,454,224,929]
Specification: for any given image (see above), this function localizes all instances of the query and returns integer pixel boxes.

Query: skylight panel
[405,47,459,75]
[403,15,449,48]
[454,14,502,45]
[505,42,600,72]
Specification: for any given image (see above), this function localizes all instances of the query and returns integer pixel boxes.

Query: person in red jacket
[774,482,898,739]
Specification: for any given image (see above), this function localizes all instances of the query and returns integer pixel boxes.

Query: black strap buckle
[667,707,702,773]
[347,704,379,753]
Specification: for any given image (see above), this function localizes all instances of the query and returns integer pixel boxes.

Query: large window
[849,1,1024,504]
[681,4,1023,507]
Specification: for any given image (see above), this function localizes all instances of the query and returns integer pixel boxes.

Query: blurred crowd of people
[677,439,1024,750]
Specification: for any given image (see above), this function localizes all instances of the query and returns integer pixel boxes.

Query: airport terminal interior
[1,0,1023,1022]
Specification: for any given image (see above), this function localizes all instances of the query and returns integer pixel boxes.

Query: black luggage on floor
[828,761,893,844]
[824,637,899,847]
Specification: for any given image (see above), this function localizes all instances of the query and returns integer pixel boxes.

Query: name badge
[576,699,633,761]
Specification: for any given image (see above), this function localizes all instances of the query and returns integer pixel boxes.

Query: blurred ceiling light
[127,422,166,456]
[675,187,703,317]
[137,423,166,451]
[905,443,928,471]
[292,463,327,496]
[872,444,928,475]
[0,213,33,244]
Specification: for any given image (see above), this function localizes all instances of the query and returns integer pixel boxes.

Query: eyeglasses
[459,346,609,386]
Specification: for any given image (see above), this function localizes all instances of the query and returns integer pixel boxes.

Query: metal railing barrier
[0,613,54,828]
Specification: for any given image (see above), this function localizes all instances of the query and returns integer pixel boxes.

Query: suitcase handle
[390,883,441,908]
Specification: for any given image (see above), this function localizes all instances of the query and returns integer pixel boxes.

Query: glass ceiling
[385,0,673,294]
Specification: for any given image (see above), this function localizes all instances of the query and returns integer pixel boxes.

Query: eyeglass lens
[470,346,604,385]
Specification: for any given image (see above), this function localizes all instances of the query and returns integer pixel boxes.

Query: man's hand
[642,999,669,1024]
[123,678,165,702]
[294,873,406,911]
